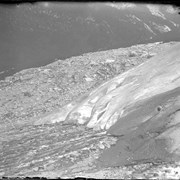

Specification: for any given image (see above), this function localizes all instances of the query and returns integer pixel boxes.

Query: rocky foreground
[1,41,180,179]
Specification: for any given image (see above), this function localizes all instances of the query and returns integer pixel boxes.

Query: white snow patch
[147,5,166,19]
[144,23,156,35]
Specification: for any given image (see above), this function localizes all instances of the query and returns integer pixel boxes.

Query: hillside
[1,3,180,79]
[1,41,180,179]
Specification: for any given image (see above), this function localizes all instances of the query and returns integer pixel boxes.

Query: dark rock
[99,87,180,167]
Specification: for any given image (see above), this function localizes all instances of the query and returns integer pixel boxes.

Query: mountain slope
[1,3,180,79]
[0,42,180,178]
[34,42,180,167]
